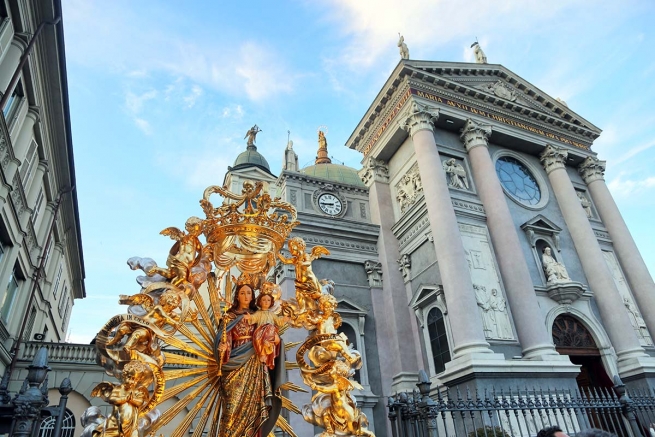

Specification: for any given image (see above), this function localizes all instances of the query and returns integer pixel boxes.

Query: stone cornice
[410,80,593,148]
[399,101,439,137]
[460,118,491,152]
[578,156,606,184]
[278,171,369,194]
[539,144,568,174]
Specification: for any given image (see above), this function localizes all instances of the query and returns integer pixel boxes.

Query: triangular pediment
[409,284,443,309]
[223,165,278,186]
[407,61,600,135]
[521,214,562,233]
[337,297,367,314]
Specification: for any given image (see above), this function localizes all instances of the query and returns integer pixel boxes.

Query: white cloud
[184,85,203,108]
[134,118,153,135]
[221,104,245,119]
[608,174,655,199]
[63,3,297,102]
[125,90,157,114]
[155,148,233,190]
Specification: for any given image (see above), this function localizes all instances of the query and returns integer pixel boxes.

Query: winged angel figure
[146,217,204,288]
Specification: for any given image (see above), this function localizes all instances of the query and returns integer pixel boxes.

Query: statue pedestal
[544,281,586,304]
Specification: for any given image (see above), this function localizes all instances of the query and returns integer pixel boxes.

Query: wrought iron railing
[387,371,655,437]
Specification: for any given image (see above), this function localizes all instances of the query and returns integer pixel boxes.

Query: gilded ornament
[83,180,374,437]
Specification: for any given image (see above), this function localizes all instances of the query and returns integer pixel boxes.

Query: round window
[495,156,542,206]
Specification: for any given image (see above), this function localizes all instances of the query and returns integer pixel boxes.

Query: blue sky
[62,0,655,343]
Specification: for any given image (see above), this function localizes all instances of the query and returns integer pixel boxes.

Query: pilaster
[361,157,421,394]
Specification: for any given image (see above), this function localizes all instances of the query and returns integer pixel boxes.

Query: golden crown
[200,180,298,254]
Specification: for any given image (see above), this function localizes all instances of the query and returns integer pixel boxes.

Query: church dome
[301,163,365,187]
[232,146,272,174]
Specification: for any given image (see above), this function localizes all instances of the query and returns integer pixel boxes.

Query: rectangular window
[31,189,44,226]
[20,140,38,185]
[2,80,23,123]
[0,268,19,322]
[58,284,67,316]
[62,297,71,331]
[53,264,62,299]
[23,306,36,341]
[42,239,52,269]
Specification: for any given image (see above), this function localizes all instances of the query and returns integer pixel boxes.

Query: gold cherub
[277,237,329,296]
[90,360,153,437]
[147,217,203,287]
[106,290,183,360]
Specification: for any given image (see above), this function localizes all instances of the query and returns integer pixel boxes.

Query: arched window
[427,308,451,374]
[40,408,75,437]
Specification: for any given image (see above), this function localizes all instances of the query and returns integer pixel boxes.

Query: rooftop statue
[398,33,409,59]
[244,124,262,147]
[471,41,487,64]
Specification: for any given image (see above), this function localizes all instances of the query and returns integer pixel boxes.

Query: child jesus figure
[246,286,286,369]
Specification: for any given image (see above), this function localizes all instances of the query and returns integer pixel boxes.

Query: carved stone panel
[364,260,382,288]
[603,250,653,346]
[394,163,423,214]
[460,223,514,340]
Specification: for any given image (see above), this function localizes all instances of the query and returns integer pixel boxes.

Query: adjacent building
[0,0,85,433]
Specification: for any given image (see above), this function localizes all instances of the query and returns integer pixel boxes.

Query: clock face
[317,193,343,216]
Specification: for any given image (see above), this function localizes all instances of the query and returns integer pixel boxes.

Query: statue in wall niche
[397,33,409,59]
[443,158,469,190]
[542,247,571,284]
[577,191,592,218]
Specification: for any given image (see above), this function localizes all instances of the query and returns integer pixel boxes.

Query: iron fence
[387,372,655,437]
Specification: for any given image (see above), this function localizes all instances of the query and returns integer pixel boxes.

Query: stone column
[579,157,655,340]
[360,157,420,392]
[21,160,46,228]
[540,145,645,364]
[400,103,491,357]
[461,119,558,359]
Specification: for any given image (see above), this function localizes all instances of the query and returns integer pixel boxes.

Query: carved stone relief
[576,190,593,219]
[473,284,513,340]
[394,163,423,214]
[289,190,297,206]
[460,223,514,340]
[442,158,469,190]
[364,260,382,288]
[477,80,518,102]
[602,250,653,346]
[397,254,411,280]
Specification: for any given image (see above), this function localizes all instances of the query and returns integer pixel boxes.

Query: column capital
[578,156,606,184]
[359,156,389,186]
[539,144,568,174]
[460,118,492,152]
[399,101,439,137]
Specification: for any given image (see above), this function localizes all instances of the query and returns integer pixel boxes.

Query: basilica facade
[17,57,655,437]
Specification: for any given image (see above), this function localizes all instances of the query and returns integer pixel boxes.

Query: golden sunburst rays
[146,280,223,437]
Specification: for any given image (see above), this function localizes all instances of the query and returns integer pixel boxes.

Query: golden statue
[105,290,183,358]
[303,360,374,437]
[89,360,154,437]
[146,217,204,288]
[84,180,374,437]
